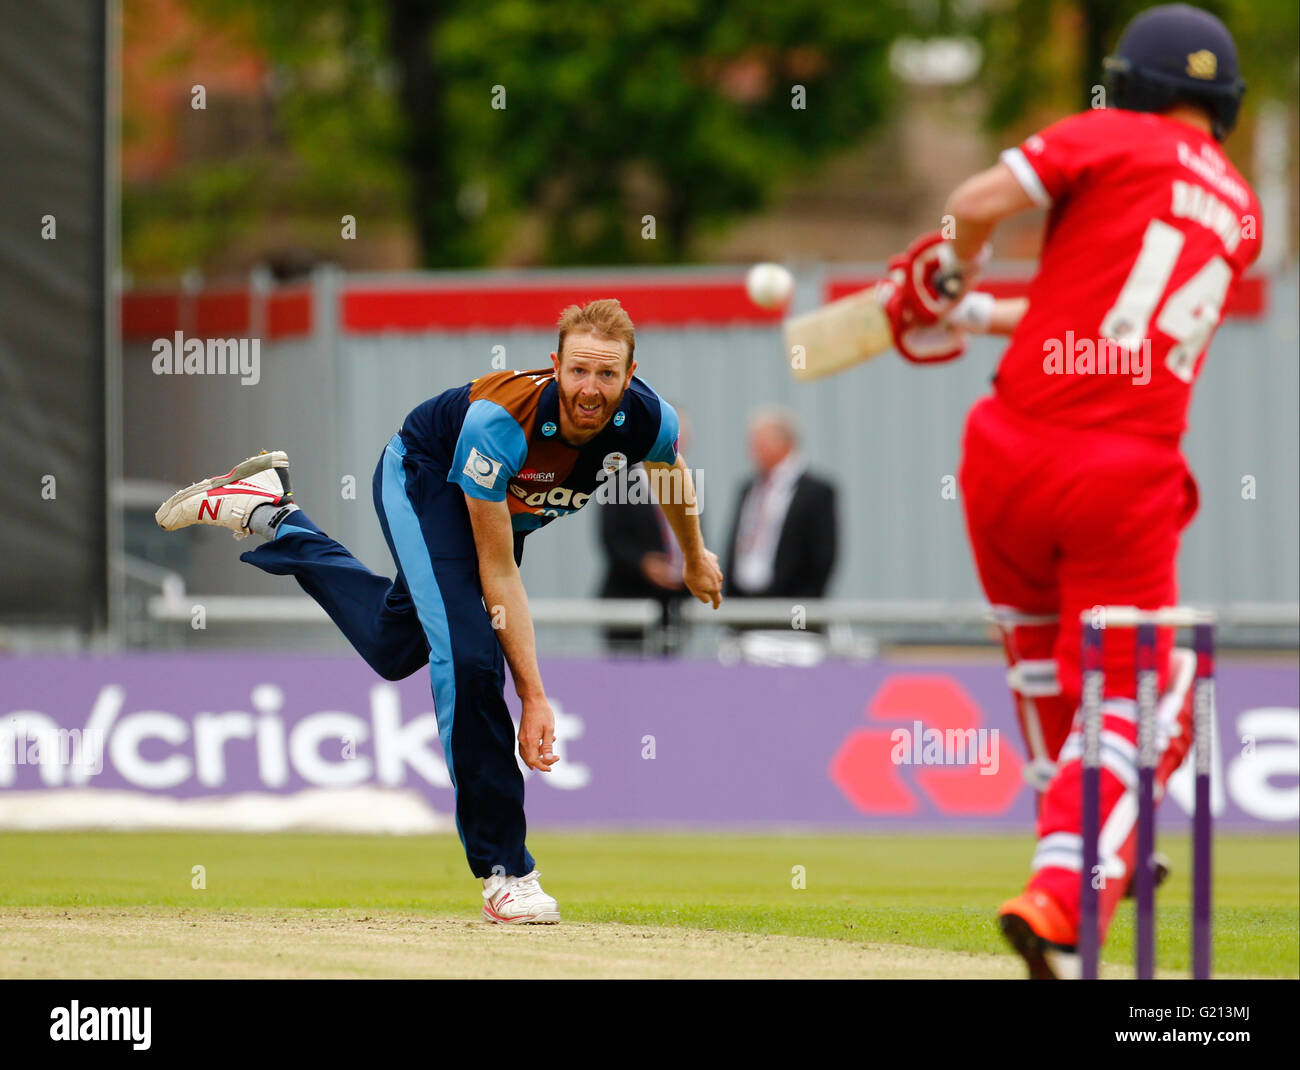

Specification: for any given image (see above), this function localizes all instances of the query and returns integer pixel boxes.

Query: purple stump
[1135,622,1159,980]
[1193,622,1215,980]
[1079,620,1105,980]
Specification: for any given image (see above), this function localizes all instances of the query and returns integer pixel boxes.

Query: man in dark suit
[598,462,689,655]
[724,409,837,606]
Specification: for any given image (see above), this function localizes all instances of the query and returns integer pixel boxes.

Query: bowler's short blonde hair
[556,299,635,367]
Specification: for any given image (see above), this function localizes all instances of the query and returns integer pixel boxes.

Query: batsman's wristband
[947,291,995,332]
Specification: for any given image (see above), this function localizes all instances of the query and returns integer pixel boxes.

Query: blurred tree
[128,0,906,270]
[386,0,482,266]
[438,0,905,263]
[124,0,413,279]
[976,0,1299,133]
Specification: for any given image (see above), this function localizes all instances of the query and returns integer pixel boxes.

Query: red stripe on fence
[123,289,315,340]
[195,291,251,335]
[267,290,313,339]
[120,293,181,338]
[121,271,1267,342]
[340,281,783,331]
[1225,274,1266,316]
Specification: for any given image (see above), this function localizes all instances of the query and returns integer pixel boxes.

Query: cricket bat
[784,284,893,382]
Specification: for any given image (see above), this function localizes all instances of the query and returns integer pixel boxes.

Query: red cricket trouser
[959,394,1200,940]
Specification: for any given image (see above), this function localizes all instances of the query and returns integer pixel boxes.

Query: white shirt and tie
[733,452,806,594]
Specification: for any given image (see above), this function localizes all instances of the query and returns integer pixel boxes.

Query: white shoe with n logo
[155,450,292,540]
[481,869,561,924]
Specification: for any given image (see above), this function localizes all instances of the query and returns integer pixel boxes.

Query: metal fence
[118,264,1300,653]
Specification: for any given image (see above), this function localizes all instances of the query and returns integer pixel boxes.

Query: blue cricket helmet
[1103,3,1246,141]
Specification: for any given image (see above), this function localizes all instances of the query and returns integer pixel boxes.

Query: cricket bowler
[156,298,724,923]
[879,4,1261,976]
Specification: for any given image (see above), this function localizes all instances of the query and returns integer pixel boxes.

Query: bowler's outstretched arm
[643,454,723,609]
[464,492,559,773]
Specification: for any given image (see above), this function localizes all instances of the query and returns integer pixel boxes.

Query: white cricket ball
[745,262,794,310]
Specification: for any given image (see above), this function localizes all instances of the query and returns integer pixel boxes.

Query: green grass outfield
[1,830,1295,977]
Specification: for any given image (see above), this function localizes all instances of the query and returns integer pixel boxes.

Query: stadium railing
[140,591,1300,655]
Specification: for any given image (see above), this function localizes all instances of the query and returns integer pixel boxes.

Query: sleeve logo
[463,447,502,489]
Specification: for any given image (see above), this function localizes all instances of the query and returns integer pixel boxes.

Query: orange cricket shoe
[998,889,1080,980]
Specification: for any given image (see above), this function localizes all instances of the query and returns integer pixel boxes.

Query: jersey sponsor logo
[1186,49,1217,79]
[463,447,502,490]
[508,483,591,511]
[515,469,555,482]
[613,411,626,427]
[541,421,557,437]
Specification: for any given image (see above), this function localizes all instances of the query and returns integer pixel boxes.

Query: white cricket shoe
[481,869,561,924]
[155,450,292,540]
[1043,946,1082,980]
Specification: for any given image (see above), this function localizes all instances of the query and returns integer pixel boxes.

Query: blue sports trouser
[240,433,534,879]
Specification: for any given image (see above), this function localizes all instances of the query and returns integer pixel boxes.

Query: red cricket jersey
[994,108,1262,442]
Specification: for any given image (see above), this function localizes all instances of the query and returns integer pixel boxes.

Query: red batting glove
[880,231,990,364]
[885,231,961,329]
[883,301,968,363]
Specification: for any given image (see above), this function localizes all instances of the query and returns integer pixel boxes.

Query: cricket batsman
[879,4,1261,976]
[155,299,724,923]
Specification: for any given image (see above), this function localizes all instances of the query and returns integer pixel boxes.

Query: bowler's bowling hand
[519,697,560,773]
[683,549,723,609]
